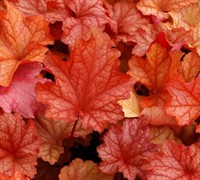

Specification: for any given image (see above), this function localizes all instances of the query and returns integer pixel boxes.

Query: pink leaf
[0,62,47,118]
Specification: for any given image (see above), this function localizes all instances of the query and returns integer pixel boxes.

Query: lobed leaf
[35,116,92,164]
[111,1,149,43]
[61,0,115,47]
[137,0,198,20]
[166,74,200,126]
[97,116,158,180]
[145,140,200,180]
[59,158,113,180]
[0,62,47,118]
[0,1,53,86]
[36,28,133,132]
[128,43,183,107]
[6,0,71,23]
[0,113,41,178]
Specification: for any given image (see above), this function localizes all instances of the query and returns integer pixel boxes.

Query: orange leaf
[166,74,200,126]
[0,113,41,178]
[137,0,198,20]
[111,1,149,43]
[128,43,183,107]
[118,91,141,118]
[36,28,133,132]
[59,158,113,180]
[36,116,92,165]
[0,2,53,86]
[168,2,200,28]
[179,52,200,82]
[150,126,181,145]
[181,2,200,27]
[190,23,200,56]
[141,106,177,126]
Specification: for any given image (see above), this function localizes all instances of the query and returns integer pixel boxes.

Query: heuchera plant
[0,0,200,179]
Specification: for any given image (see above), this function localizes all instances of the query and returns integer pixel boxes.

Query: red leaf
[0,113,41,178]
[59,158,113,180]
[36,28,133,132]
[154,32,171,49]
[6,0,71,23]
[0,62,47,118]
[160,27,192,51]
[145,140,200,180]
[97,116,157,180]
[61,0,115,47]
[0,2,53,86]
[166,74,200,126]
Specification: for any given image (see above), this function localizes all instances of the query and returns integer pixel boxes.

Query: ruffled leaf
[0,62,47,118]
[0,2,53,86]
[111,1,149,42]
[137,0,198,20]
[61,0,114,47]
[0,113,41,178]
[59,158,113,180]
[6,0,71,23]
[131,24,157,56]
[128,43,183,108]
[179,52,200,82]
[36,28,133,132]
[166,74,200,126]
[97,116,157,180]
[141,106,177,126]
[35,116,92,164]
[145,140,200,180]
[150,126,181,145]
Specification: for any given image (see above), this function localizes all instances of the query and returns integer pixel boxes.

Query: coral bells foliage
[97,116,157,179]
[0,0,200,179]
[36,29,133,132]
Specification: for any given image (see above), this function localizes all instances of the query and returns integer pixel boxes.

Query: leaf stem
[60,116,79,167]
[70,118,78,139]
